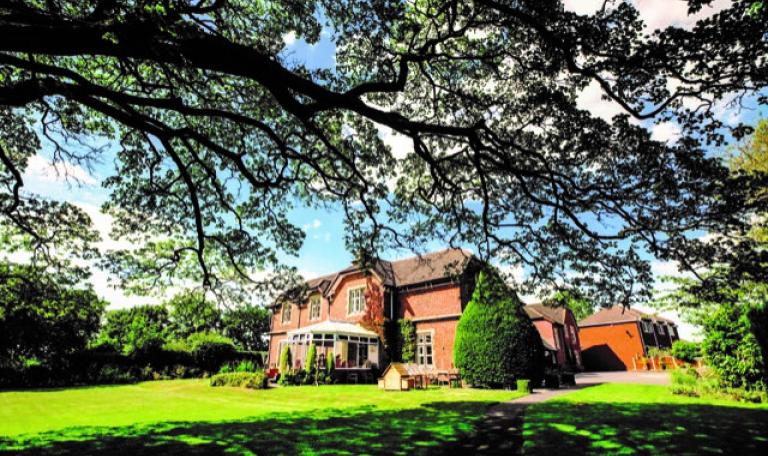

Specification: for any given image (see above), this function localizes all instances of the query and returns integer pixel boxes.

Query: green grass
[523,383,768,455]
[0,380,523,455]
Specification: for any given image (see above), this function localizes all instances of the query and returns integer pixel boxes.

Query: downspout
[389,288,394,320]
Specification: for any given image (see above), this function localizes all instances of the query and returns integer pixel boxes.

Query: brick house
[524,304,583,370]
[578,306,680,371]
[267,249,583,375]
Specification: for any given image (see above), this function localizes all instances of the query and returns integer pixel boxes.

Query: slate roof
[318,248,473,291]
[579,305,678,328]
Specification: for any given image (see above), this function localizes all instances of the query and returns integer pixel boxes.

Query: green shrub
[186,332,237,372]
[671,340,701,363]
[306,344,317,375]
[702,304,766,390]
[219,359,258,374]
[209,371,267,389]
[647,347,670,357]
[278,345,292,385]
[235,360,257,373]
[454,270,545,388]
[517,379,531,393]
[399,319,416,363]
[670,368,699,396]
[97,365,135,384]
[326,351,335,373]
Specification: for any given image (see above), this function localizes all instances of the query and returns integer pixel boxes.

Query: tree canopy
[1,1,767,305]
[0,263,106,368]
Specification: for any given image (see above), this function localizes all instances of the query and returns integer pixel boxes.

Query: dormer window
[309,295,321,320]
[641,320,653,333]
[348,287,365,315]
[282,303,292,324]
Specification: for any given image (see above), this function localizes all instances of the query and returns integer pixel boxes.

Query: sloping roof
[304,248,475,298]
[286,320,378,338]
[525,303,568,325]
[306,273,337,294]
[390,248,474,287]
[579,306,677,328]
[541,339,557,351]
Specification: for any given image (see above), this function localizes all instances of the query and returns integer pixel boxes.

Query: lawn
[0,380,523,455]
[523,383,768,455]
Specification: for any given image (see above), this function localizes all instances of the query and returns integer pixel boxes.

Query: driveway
[576,370,670,385]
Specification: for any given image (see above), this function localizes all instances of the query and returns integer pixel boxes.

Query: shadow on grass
[523,401,768,455]
[0,401,498,456]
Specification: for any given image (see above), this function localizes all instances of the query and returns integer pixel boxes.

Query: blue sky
[12,1,768,340]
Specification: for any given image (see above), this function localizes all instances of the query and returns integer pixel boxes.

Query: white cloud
[303,219,322,231]
[576,80,625,122]
[563,0,730,31]
[650,121,681,143]
[23,155,99,186]
[282,31,297,46]
[562,0,606,15]
[376,124,413,159]
[633,0,730,31]
[89,268,157,310]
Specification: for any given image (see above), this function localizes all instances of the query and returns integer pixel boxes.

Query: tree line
[0,263,270,387]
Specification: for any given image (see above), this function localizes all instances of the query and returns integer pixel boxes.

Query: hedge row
[0,345,263,389]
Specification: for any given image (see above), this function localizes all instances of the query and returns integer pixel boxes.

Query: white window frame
[347,286,366,315]
[416,330,434,367]
[309,295,321,321]
[281,303,292,324]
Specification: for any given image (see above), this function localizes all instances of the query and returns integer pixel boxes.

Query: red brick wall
[563,310,583,368]
[267,333,284,369]
[399,283,462,319]
[328,272,383,323]
[267,273,386,367]
[414,318,460,370]
[533,320,555,349]
[579,322,644,371]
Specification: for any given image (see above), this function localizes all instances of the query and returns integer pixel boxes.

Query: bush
[97,365,136,384]
[671,368,699,396]
[326,351,335,373]
[702,304,766,390]
[671,340,701,363]
[454,270,545,388]
[219,359,258,374]
[209,371,267,389]
[305,344,317,375]
[517,379,531,393]
[187,332,237,372]
[278,345,292,385]
[398,319,416,363]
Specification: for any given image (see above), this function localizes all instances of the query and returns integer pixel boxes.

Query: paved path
[576,370,670,385]
[448,371,670,454]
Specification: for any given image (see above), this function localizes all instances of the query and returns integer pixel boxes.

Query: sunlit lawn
[0,379,523,455]
[523,383,768,455]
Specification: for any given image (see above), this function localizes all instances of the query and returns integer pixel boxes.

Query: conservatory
[279,320,381,372]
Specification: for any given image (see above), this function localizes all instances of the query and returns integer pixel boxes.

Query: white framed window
[309,295,321,320]
[416,332,434,366]
[281,303,292,324]
[347,287,366,315]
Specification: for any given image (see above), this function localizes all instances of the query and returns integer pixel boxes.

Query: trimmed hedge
[454,269,544,388]
[210,371,267,389]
